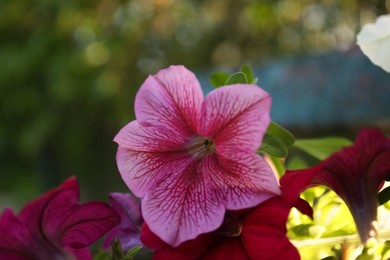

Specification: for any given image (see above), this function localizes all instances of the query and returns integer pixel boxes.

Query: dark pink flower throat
[187,136,216,158]
[217,214,243,237]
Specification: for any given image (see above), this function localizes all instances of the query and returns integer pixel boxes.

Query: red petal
[281,128,390,244]
[141,223,218,260]
[280,164,322,204]
[59,201,120,247]
[202,238,250,260]
[241,197,300,259]
[0,209,34,258]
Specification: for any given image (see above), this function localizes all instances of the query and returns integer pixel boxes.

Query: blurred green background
[1,0,389,208]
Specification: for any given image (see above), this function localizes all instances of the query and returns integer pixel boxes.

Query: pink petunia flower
[0,177,120,260]
[280,128,390,244]
[103,193,144,251]
[140,196,312,260]
[114,65,280,246]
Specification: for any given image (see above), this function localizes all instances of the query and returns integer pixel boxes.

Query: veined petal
[135,65,203,134]
[37,179,119,248]
[0,177,119,260]
[114,121,193,152]
[141,157,225,247]
[58,202,119,248]
[116,147,195,197]
[0,209,34,258]
[211,153,280,210]
[18,177,79,237]
[200,84,271,153]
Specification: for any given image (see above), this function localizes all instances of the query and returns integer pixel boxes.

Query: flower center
[216,214,243,237]
[187,137,216,158]
[204,139,216,153]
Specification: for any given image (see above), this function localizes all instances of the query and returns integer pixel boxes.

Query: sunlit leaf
[209,71,230,88]
[294,137,352,161]
[289,223,314,238]
[225,71,248,85]
[259,133,288,157]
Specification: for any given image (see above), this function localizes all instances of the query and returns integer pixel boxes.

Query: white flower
[357,14,390,73]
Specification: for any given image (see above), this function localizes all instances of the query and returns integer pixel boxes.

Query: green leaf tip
[267,121,295,147]
[225,72,248,85]
[259,133,288,158]
[124,246,143,260]
[240,64,257,84]
[210,71,230,88]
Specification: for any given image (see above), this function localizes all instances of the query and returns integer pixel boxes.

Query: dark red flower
[0,177,120,260]
[141,197,312,260]
[281,128,390,244]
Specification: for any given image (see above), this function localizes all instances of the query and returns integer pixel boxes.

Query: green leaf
[378,186,390,205]
[240,64,256,84]
[259,133,288,157]
[111,238,124,260]
[286,155,309,170]
[209,71,230,88]
[294,137,352,161]
[266,121,295,147]
[289,223,314,238]
[93,250,112,260]
[124,246,143,260]
[225,72,248,85]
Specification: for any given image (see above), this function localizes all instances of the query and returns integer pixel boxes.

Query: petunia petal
[37,179,119,249]
[134,65,203,134]
[0,209,34,258]
[103,193,143,251]
[116,148,195,197]
[357,14,390,72]
[18,177,79,240]
[200,84,271,154]
[280,128,390,244]
[212,153,281,210]
[242,197,300,260]
[202,238,250,260]
[141,156,225,246]
[280,164,322,204]
[0,178,98,259]
[58,201,120,248]
[114,121,192,153]
[140,223,218,260]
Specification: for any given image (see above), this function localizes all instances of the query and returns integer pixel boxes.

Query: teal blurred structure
[0,0,389,209]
